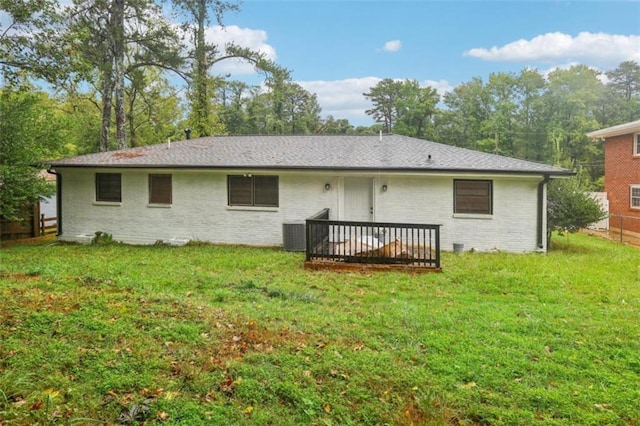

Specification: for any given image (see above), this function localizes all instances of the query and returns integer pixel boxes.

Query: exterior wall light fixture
[325,183,331,191]
[382,184,388,192]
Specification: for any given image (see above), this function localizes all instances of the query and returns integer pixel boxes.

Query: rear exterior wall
[56,168,546,252]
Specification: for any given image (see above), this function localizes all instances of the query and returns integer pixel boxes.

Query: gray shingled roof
[47,134,572,176]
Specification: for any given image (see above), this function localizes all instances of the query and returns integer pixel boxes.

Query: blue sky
[2,1,638,126]
[207,0,640,125]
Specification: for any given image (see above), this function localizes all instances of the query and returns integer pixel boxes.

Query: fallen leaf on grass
[44,388,60,398]
[594,403,612,412]
[323,403,332,413]
[459,382,477,389]
[157,411,169,421]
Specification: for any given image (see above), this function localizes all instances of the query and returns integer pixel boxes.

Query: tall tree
[173,0,288,137]
[394,80,439,139]
[0,0,71,82]
[605,60,640,123]
[437,77,490,149]
[0,86,71,220]
[66,0,183,151]
[513,68,548,162]
[544,65,604,175]
[125,68,183,146]
[241,78,320,135]
[478,72,518,155]
[318,116,354,135]
[606,60,640,101]
[218,80,251,134]
[364,78,403,133]
[282,82,321,134]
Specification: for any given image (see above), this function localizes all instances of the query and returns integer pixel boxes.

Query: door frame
[342,176,375,222]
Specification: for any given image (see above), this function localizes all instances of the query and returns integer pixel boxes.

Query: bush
[547,177,606,246]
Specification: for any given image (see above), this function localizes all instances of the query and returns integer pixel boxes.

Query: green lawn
[1,234,639,425]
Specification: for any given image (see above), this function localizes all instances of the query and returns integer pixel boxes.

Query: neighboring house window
[228,175,278,207]
[96,173,121,202]
[631,185,640,209]
[454,179,493,214]
[149,174,172,205]
[634,133,640,156]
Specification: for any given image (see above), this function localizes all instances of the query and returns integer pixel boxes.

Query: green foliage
[1,235,638,424]
[0,0,72,83]
[90,231,116,245]
[0,86,70,220]
[4,0,640,182]
[365,78,440,138]
[547,177,607,242]
[65,0,185,150]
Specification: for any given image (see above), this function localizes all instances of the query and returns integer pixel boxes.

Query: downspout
[537,174,551,250]
[47,169,61,236]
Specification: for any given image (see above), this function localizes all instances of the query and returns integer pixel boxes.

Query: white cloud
[382,40,402,52]
[464,32,640,65]
[538,62,610,84]
[297,77,453,125]
[205,25,277,75]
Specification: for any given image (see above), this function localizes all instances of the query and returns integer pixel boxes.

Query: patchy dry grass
[0,234,639,425]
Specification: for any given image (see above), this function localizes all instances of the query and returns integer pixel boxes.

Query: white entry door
[344,177,373,222]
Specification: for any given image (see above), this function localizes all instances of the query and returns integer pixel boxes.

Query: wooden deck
[305,209,442,271]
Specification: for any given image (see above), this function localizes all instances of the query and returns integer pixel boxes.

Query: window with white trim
[631,185,640,209]
[634,133,640,156]
[228,175,278,207]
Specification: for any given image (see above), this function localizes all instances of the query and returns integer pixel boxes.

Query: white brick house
[47,134,572,252]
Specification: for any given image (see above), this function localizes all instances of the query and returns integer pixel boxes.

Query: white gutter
[586,119,640,139]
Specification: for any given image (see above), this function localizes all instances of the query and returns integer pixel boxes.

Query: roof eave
[47,163,573,176]
[586,119,640,139]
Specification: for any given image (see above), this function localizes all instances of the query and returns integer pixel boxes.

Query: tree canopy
[3,0,640,221]
[0,85,72,220]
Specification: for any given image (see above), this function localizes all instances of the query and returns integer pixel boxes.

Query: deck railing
[306,209,441,269]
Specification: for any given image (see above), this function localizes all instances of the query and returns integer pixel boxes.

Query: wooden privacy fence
[0,204,57,241]
[0,203,40,241]
[305,209,441,270]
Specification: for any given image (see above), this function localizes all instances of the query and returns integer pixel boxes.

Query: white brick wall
[57,168,547,252]
[374,175,544,252]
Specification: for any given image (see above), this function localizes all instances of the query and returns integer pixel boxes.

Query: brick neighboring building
[587,119,640,236]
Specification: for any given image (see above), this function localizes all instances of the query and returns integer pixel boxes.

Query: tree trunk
[193,0,210,137]
[100,64,113,152]
[113,0,127,149]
